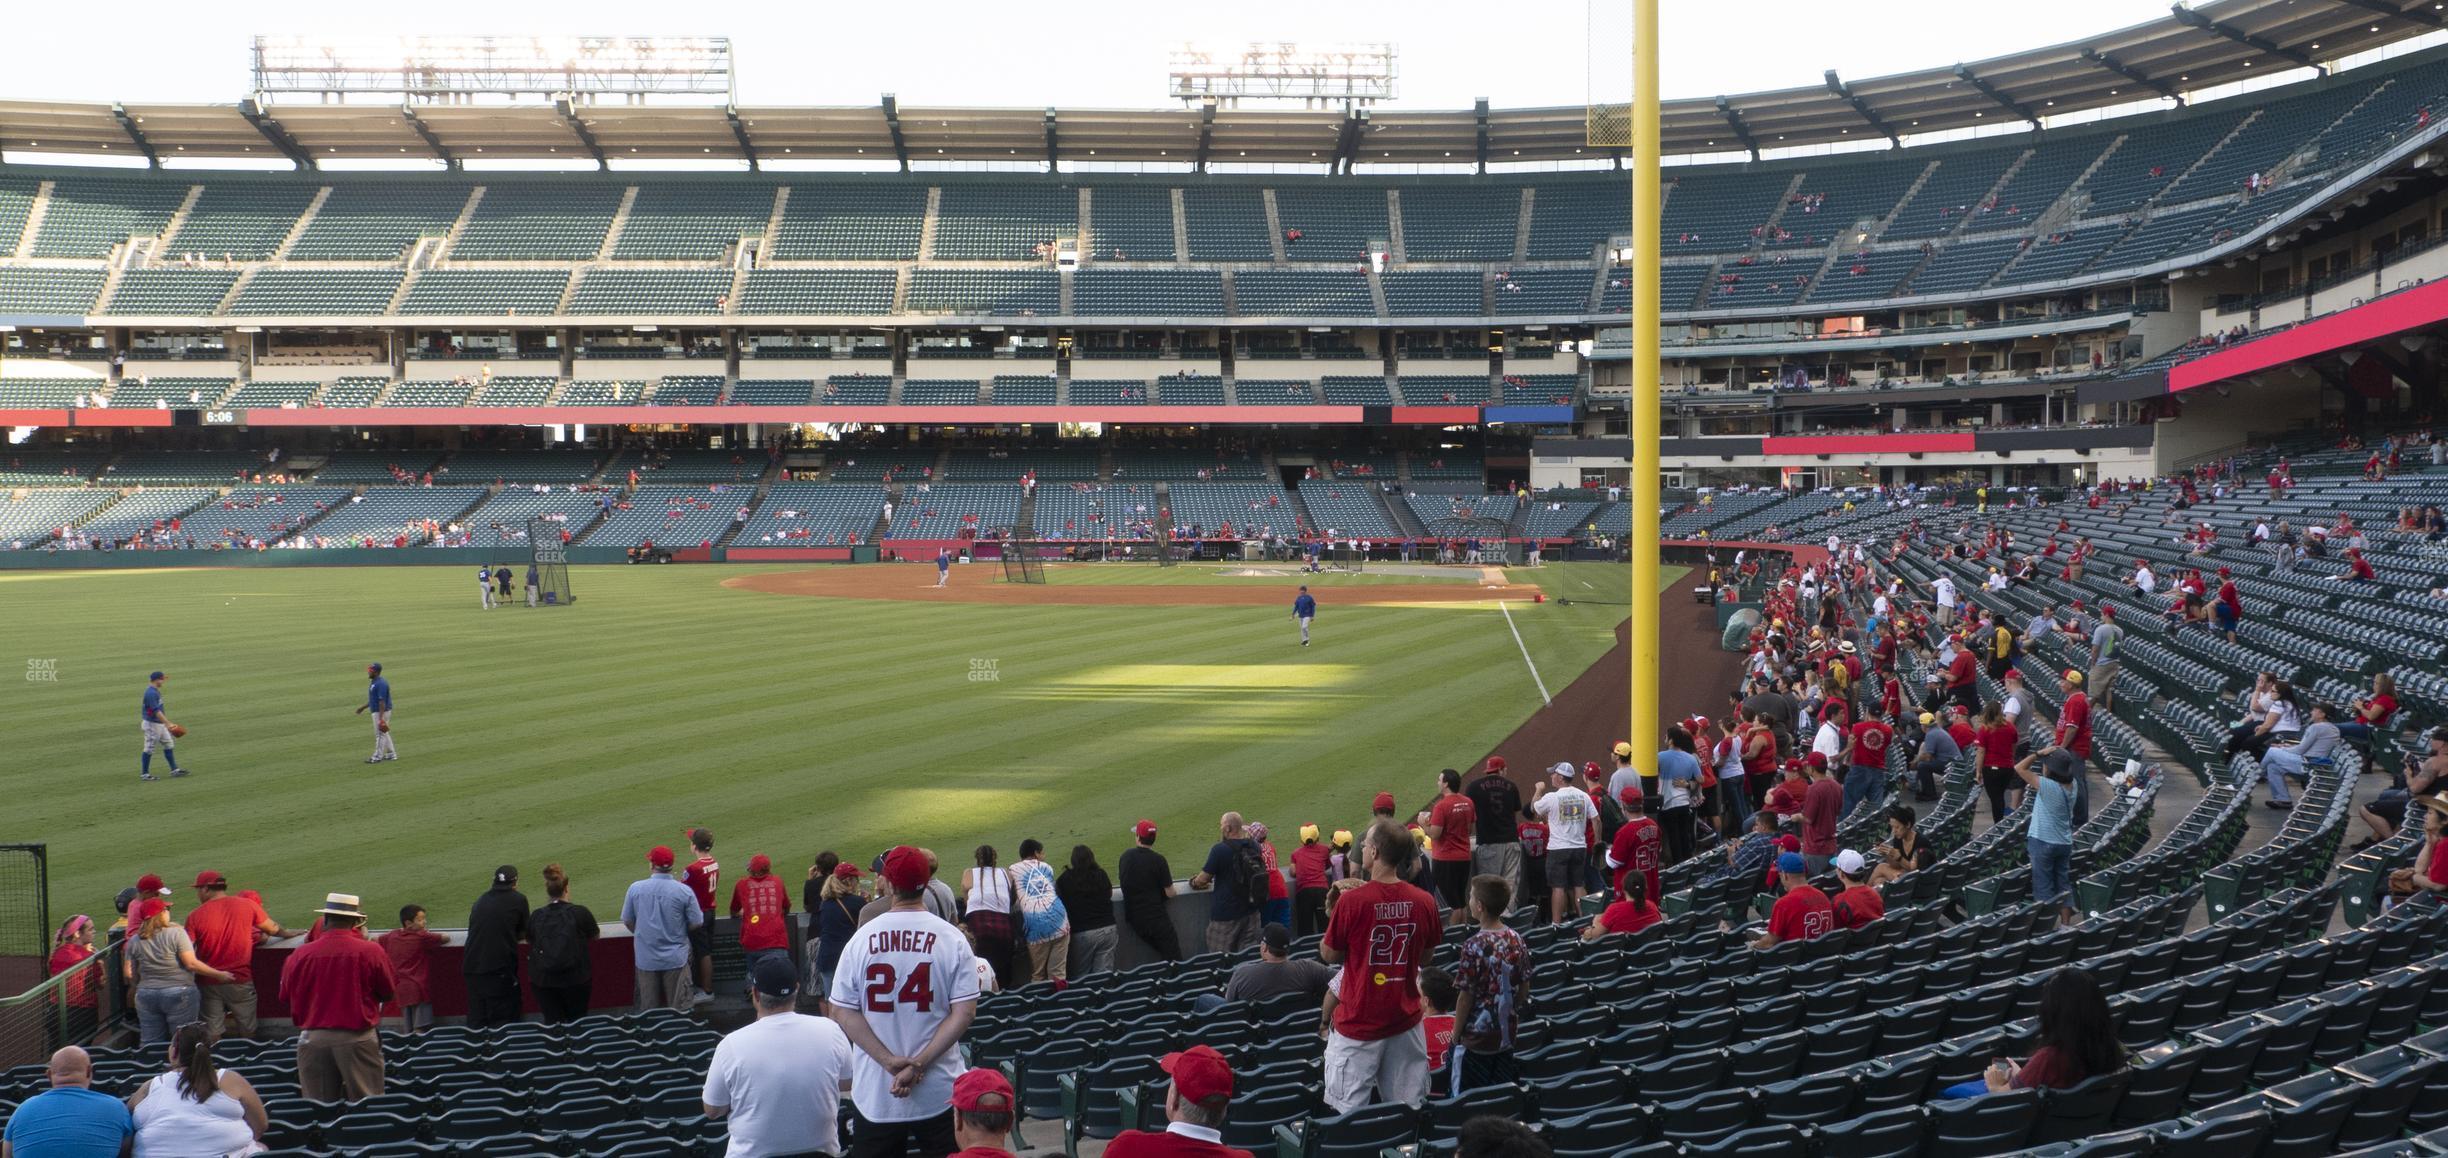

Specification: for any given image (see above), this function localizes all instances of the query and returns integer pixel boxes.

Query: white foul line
[1500,601,1552,704]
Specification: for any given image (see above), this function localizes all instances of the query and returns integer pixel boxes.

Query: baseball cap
[1299,823,1321,843]
[1612,741,1635,759]
[367,662,381,674]
[748,854,772,875]
[1776,852,1807,874]
[114,887,138,915]
[951,1067,1016,1113]
[1260,923,1291,954]
[493,865,518,886]
[1372,792,1397,813]
[1834,850,1866,875]
[135,898,169,922]
[2063,670,2084,686]
[136,874,170,897]
[1776,834,1802,853]
[647,846,676,868]
[1158,1045,1236,1104]
[881,845,932,894]
[1547,761,1576,780]
[832,862,862,880]
[1617,783,1644,806]
[1918,712,1936,726]
[1804,752,1828,769]
[1583,761,1603,779]
[1331,829,1354,848]
[1132,820,1158,841]
[148,671,164,681]
[192,871,225,889]
[750,954,798,1000]
[1484,756,1506,774]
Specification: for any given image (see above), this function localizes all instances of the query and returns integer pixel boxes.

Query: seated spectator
[1,1046,131,1158]
[1944,968,2126,1096]
[1750,853,1832,947]
[1828,850,1885,929]
[2262,703,2341,811]
[1713,811,1781,884]
[1583,871,1661,940]
[1104,1045,1251,1158]
[948,1069,1019,1158]
[1867,805,1928,888]
[127,1023,267,1157]
[1203,924,1330,1010]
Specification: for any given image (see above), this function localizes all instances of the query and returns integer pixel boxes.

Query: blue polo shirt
[621,870,704,971]
[1293,593,1316,618]
[142,685,165,723]
[366,677,392,713]
[2,1085,134,1157]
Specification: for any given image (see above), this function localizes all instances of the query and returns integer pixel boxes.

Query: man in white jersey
[830,845,980,1158]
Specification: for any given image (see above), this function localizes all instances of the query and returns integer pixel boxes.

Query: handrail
[0,942,125,1067]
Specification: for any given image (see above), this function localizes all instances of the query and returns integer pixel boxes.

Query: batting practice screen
[528,519,576,604]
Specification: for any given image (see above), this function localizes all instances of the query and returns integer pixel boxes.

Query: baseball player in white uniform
[138,671,188,781]
[355,663,396,763]
[829,844,980,1158]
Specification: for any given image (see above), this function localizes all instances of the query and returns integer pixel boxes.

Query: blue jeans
[2336,722,2376,744]
[136,985,197,1047]
[2260,751,2329,803]
[2029,839,2073,907]
[1843,765,1885,815]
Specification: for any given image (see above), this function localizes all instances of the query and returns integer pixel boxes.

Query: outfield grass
[0,560,1667,925]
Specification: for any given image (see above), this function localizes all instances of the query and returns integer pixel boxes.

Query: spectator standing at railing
[461,865,529,1030]
[279,893,395,1102]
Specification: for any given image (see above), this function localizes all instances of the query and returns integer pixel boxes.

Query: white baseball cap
[1833,850,1867,875]
[1549,761,1576,780]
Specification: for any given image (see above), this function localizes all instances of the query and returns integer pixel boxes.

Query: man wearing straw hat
[278,892,395,1102]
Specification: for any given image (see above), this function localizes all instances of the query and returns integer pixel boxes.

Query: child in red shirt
[1418,966,1460,1096]
[376,904,447,1032]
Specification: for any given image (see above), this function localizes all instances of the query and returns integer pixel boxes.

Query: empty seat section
[0,177,37,254]
[989,376,1056,405]
[1527,180,1630,259]
[294,487,482,546]
[106,377,231,409]
[1500,374,1578,404]
[1181,187,1274,260]
[614,183,774,260]
[0,452,107,486]
[1272,186,1388,255]
[0,490,115,545]
[317,377,390,407]
[729,379,813,406]
[1600,264,1710,313]
[820,376,891,405]
[75,489,216,541]
[558,380,644,405]
[568,270,733,315]
[101,269,237,315]
[191,487,353,545]
[1704,256,1813,308]
[2080,114,2246,214]
[313,451,439,483]
[584,485,740,548]
[1662,171,1787,253]
[2310,68,2448,173]
[825,447,936,482]
[104,451,256,482]
[1296,480,1400,537]
[2162,83,2375,204]
[287,183,469,259]
[1399,186,1519,260]
[451,183,621,259]
[737,270,897,315]
[1031,487,1141,540]
[1409,452,1482,480]
[738,483,883,545]
[1803,249,1923,303]
[1069,379,1149,405]
[1763,165,1923,250]
[385,380,477,407]
[1235,380,1316,406]
[1883,146,2023,240]
[0,269,105,314]
[934,185,1075,260]
[221,380,320,408]
[621,449,763,484]
[441,450,600,482]
[1494,269,1595,314]
[906,270,1058,316]
[652,376,727,405]
[1087,187,1177,260]
[397,271,570,316]
[1233,269,1374,316]
[947,447,1098,481]
[31,178,190,258]
[771,185,927,259]
[471,376,559,406]
[163,182,317,259]
[1408,493,1516,528]
[1998,223,2128,283]
[457,488,606,540]
[225,270,402,315]
[1902,236,2026,295]
[1165,483,1291,536]
[1074,270,1222,315]
[1525,499,1602,536]
[882,484,1021,539]
[1153,375,1226,404]
[1400,375,1492,405]
[1320,376,1393,405]
[1383,271,1482,316]
[902,379,982,405]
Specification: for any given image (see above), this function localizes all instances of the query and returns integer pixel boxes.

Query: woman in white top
[128,1022,266,1158]
[961,845,1020,991]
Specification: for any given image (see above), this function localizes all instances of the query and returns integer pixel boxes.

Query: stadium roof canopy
[0,0,2439,168]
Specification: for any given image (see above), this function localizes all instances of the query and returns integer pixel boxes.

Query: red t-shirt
[2366,694,2399,726]
[1801,778,1844,855]
[1768,886,1834,942]
[1104,1129,1254,1158]
[1977,723,2019,769]
[1517,822,1548,857]
[1947,650,1977,689]
[2430,836,2448,888]
[1831,885,1886,930]
[1429,794,1476,863]
[1597,900,1662,936]
[681,855,720,914]
[2057,693,2093,758]
[1291,843,1332,890]
[729,874,793,952]
[1607,816,1661,903]
[185,894,271,981]
[1764,776,1806,818]
[1424,1013,1457,1071]
[2353,555,2377,580]
[1322,880,1440,1041]
[376,926,446,1008]
[1849,721,1893,767]
[1947,721,1977,752]
[1740,725,1776,776]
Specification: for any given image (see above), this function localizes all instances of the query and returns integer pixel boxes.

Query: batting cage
[1001,530,1045,584]
[0,843,72,1067]
[1420,516,1521,566]
[527,518,576,604]
[1154,524,1180,567]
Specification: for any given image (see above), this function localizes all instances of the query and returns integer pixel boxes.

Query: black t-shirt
[462,885,530,976]
[1220,958,1333,1003]
[1056,866,1116,932]
[1117,846,1173,924]
[1465,774,1523,844]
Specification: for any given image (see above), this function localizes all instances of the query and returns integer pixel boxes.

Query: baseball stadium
[7,0,2448,1152]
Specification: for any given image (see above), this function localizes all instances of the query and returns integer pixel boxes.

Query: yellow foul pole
[1627,0,1662,764]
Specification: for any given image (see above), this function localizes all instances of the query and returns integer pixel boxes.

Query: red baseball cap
[1372,792,1397,813]
[951,1067,1016,1112]
[192,871,225,889]
[1804,752,1828,769]
[135,898,169,922]
[648,846,676,868]
[1776,834,1802,853]
[748,854,772,875]
[1617,783,1644,806]
[1583,761,1603,779]
[832,862,862,880]
[881,845,932,894]
[1132,820,1158,841]
[136,874,169,896]
[1159,1045,1236,1103]
[1484,756,1506,774]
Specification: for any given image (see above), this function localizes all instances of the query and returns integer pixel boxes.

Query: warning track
[721,564,1544,607]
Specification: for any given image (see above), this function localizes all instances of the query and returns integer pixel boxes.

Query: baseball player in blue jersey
[478,565,496,609]
[936,547,952,588]
[1293,585,1317,647]
[138,671,188,781]
[355,663,396,763]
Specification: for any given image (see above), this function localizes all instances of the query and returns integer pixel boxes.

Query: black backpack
[529,904,588,976]
[1231,839,1272,905]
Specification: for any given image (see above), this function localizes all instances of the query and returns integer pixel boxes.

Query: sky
[1,0,2194,112]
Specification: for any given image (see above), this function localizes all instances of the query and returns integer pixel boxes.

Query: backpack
[528,904,588,977]
[1231,839,1272,906]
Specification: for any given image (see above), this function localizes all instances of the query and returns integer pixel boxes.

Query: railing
[0,944,124,1069]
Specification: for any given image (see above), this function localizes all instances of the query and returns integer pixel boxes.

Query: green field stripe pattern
[0,562,1667,924]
